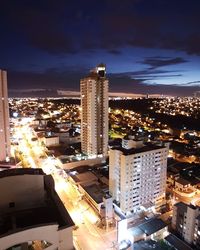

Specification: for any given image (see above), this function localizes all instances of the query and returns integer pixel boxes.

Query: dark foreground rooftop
[0,206,57,236]
[0,168,44,179]
[165,234,193,250]
[0,170,74,237]
[0,190,74,238]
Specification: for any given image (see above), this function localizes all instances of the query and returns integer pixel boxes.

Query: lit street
[11,118,118,250]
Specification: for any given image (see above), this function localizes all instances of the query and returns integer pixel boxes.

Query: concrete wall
[0,175,45,212]
[0,173,74,250]
[58,227,74,250]
[1,224,74,250]
[0,224,59,250]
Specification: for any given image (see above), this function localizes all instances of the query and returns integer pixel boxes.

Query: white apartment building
[172,202,200,247]
[109,139,168,215]
[0,70,10,161]
[80,64,108,157]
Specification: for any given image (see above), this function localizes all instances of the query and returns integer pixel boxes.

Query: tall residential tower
[0,70,10,161]
[80,64,108,157]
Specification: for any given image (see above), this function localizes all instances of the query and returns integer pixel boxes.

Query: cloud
[108,71,200,96]
[1,0,77,54]
[179,80,200,86]
[139,57,188,69]
[7,68,85,90]
[185,34,200,55]
[110,69,183,85]
[1,0,200,55]
[6,66,199,97]
[107,49,122,55]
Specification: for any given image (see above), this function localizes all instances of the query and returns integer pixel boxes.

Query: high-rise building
[109,138,168,215]
[172,202,200,247]
[0,70,10,161]
[80,64,108,157]
[194,91,200,98]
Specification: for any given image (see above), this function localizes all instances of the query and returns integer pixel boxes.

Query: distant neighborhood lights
[12,112,18,117]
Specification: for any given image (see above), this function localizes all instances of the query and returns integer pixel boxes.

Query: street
[11,118,118,250]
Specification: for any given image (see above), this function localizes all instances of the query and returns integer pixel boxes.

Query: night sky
[1,0,200,96]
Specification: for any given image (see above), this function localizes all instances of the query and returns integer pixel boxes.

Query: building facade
[0,70,10,161]
[80,64,108,157]
[109,139,168,215]
[172,202,200,248]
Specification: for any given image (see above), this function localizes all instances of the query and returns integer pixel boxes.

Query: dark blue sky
[0,0,200,96]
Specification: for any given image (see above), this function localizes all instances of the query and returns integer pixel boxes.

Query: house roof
[138,218,167,236]
[165,234,193,250]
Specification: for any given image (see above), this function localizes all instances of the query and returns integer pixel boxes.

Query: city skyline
[0,0,200,96]
[1,65,200,249]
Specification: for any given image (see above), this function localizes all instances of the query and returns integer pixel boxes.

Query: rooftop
[111,143,166,156]
[138,218,167,236]
[168,161,195,174]
[128,226,144,237]
[83,183,109,204]
[128,218,167,238]
[175,178,191,186]
[174,202,188,213]
[45,135,59,139]
[0,194,74,237]
[0,168,44,179]
[0,169,74,237]
[0,206,58,236]
[69,171,98,185]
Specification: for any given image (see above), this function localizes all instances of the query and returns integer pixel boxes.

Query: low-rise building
[43,135,60,147]
[68,168,114,225]
[167,161,200,196]
[175,178,192,192]
[128,218,168,243]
